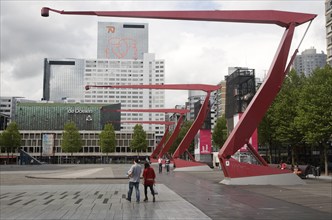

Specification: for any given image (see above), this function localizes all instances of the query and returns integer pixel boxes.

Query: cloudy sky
[0,0,326,108]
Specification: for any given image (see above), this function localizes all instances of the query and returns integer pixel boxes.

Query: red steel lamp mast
[41,8,316,184]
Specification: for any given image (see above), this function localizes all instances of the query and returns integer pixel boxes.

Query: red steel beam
[86,84,219,92]
[102,108,189,158]
[41,8,315,28]
[151,125,170,159]
[157,113,185,159]
[103,108,189,114]
[173,91,211,159]
[112,120,175,125]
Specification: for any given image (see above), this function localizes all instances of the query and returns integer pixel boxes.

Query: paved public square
[0,164,331,220]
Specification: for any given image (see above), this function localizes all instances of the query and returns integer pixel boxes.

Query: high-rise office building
[43,58,85,102]
[293,48,327,76]
[326,0,332,65]
[43,22,165,137]
[84,53,165,135]
[97,22,148,60]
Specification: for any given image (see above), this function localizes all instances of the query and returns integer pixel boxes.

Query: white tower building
[84,53,165,137]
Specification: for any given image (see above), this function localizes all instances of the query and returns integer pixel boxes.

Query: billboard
[198,129,212,154]
[97,22,148,59]
[42,134,54,156]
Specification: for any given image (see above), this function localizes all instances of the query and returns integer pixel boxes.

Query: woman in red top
[143,162,156,202]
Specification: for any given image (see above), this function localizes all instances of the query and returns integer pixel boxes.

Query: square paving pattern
[0,184,211,220]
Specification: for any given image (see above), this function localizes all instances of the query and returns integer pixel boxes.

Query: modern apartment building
[293,48,327,76]
[214,81,226,118]
[326,0,332,65]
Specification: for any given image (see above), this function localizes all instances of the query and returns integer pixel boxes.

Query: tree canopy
[130,124,148,154]
[0,122,21,163]
[99,123,116,155]
[61,121,82,157]
[212,115,228,150]
[258,66,332,174]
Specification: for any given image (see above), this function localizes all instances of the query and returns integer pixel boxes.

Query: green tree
[295,65,332,175]
[99,123,116,163]
[130,124,148,155]
[61,121,82,163]
[258,112,277,163]
[212,115,228,150]
[0,122,21,164]
[269,70,305,164]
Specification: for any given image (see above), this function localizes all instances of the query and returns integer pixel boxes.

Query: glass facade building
[3,101,157,162]
[43,58,85,102]
[15,102,120,131]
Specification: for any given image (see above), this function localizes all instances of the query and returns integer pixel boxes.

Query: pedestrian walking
[143,162,156,202]
[126,158,142,202]
[158,157,163,173]
[165,158,170,173]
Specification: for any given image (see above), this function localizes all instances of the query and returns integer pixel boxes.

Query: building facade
[213,81,226,118]
[0,96,16,120]
[293,48,327,76]
[84,53,165,136]
[1,101,156,163]
[14,102,120,131]
[43,22,165,139]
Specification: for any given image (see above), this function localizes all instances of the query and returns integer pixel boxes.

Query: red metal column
[150,125,169,159]
[104,108,189,159]
[157,113,184,158]
[218,23,297,179]
[173,91,211,158]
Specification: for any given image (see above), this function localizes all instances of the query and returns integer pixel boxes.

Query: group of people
[126,158,156,203]
[279,160,303,175]
[158,157,171,173]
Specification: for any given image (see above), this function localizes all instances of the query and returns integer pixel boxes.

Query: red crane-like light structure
[42,8,316,184]
[103,108,189,159]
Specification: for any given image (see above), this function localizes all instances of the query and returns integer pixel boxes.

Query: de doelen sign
[67,108,93,114]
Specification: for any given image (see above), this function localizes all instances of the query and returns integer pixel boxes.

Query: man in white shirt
[126,158,142,202]
[158,157,163,173]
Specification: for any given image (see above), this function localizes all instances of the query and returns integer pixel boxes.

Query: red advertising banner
[199,129,212,154]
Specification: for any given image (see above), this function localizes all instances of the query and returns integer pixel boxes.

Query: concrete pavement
[0,164,331,220]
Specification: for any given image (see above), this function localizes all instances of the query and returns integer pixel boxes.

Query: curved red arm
[41,8,316,28]
[86,84,220,92]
